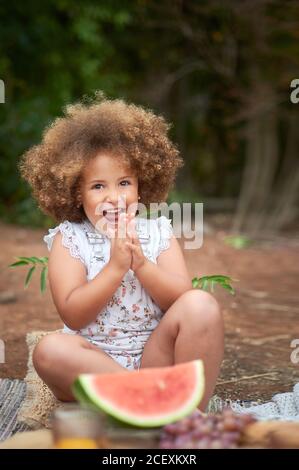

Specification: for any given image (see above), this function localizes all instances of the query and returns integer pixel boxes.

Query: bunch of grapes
[159,408,256,449]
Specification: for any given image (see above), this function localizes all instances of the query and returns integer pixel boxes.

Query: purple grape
[222,417,240,431]
[159,409,256,450]
[200,421,214,434]
[210,439,225,449]
[194,437,211,449]
[174,435,193,448]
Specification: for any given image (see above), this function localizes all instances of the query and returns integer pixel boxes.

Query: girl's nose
[107,191,127,202]
[106,189,119,202]
[105,191,124,207]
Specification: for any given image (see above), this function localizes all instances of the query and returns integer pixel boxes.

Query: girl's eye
[92,180,131,190]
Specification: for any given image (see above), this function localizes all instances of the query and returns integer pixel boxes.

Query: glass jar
[51,404,108,449]
[51,403,161,449]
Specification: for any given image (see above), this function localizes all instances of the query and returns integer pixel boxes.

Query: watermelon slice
[72,360,204,427]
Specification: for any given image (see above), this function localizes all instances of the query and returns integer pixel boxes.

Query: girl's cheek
[87,192,103,205]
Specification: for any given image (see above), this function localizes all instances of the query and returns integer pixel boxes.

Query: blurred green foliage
[10,255,236,295]
[224,235,252,249]
[192,275,236,295]
[0,0,298,228]
[9,256,48,292]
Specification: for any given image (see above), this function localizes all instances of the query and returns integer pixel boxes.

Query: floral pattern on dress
[43,216,173,371]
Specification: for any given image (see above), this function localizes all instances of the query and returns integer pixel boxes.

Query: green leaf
[17,256,37,264]
[24,266,36,289]
[30,256,47,265]
[9,255,49,293]
[221,283,235,295]
[9,260,30,267]
[40,266,48,293]
[224,235,252,249]
[192,274,237,295]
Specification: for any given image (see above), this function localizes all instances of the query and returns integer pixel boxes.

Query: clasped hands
[107,211,147,273]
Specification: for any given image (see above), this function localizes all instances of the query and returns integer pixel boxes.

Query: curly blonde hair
[20,94,184,223]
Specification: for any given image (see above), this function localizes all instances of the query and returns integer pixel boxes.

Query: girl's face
[80,152,139,229]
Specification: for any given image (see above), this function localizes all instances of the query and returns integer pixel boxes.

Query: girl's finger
[125,241,136,250]
[127,214,136,231]
[130,227,140,245]
[118,211,127,239]
[126,214,135,239]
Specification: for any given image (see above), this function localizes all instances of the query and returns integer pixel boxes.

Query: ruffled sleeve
[156,216,173,258]
[43,220,86,265]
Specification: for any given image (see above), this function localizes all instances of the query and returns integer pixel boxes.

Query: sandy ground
[0,218,299,402]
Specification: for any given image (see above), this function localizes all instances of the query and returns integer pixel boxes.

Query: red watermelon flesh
[72,360,205,427]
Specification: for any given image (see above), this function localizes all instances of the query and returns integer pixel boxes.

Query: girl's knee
[177,289,223,328]
[32,333,67,372]
[179,288,219,309]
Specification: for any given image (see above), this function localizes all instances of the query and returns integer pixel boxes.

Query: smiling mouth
[102,207,126,223]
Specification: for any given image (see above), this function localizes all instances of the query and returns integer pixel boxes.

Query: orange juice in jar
[51,404,106,449]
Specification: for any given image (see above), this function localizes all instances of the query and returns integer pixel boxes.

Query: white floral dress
[44,216,173,371]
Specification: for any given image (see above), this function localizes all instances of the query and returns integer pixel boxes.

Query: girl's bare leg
[140,289,224,411]
[33,333,127,401]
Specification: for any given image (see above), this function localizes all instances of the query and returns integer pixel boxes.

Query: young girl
[20,96,224,411]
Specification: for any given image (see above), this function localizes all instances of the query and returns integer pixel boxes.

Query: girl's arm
[134,236,191,312]
[48,232,124,330]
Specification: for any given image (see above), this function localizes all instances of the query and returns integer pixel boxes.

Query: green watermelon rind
[71,360,205,428]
